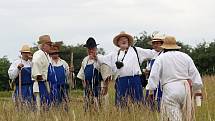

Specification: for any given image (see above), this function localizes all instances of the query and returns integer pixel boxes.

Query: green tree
[191,41,215,74]
[0,56,11,91]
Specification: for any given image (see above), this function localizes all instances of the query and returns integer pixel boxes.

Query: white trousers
[161,80,193,121]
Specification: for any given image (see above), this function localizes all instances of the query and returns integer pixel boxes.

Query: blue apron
[115,75,143,108]
[15,67,34,103]
[38,64,54,106]
[84,64,102,97]
[53,65,68,104]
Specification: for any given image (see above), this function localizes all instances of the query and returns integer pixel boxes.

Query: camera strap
[117,49,127,62]
[132,46,143,74]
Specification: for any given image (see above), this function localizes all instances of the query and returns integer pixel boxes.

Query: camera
[115,61,124,69]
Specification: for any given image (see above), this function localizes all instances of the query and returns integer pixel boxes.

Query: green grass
[0,75,214,121]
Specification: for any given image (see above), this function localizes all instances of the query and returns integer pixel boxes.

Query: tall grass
[0,75,214,121]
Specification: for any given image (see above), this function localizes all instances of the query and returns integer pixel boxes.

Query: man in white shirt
[8,44,33,108]
[145,34,164,111]
[32,35,53,111]
[147,36,203,121]
[77,37,112,111]
[49,43,70,109]
[98,31,155,108]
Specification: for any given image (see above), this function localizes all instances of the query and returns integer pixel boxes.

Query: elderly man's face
[42,42,52,53]
[88,47,97,55]
[118,37,129,49]
[21,52,31,61]
[87,47,97,59]
[152,41,163,52]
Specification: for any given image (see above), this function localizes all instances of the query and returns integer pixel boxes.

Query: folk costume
[8,45,34,106]
[32,35,53,110]
[98,32,156,108]
[145,34,164,111]
[147,36,203,121]
[49,43,70,106]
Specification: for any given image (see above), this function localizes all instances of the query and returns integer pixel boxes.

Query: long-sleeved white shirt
[77,55,112,81]
[51,58,69,76]
[77,56,101,81]
[98,46,155,78]
[148,51,203,91]
[32,50,51,81]
[146,50,162,71]
[8,58,32,80]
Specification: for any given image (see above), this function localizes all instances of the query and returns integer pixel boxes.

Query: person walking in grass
[147,36,203,121]
[145,34,164,111]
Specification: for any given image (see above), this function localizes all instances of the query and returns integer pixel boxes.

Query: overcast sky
[0,0,214,61]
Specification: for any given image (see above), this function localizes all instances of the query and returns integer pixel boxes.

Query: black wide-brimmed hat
[83,37,99,48]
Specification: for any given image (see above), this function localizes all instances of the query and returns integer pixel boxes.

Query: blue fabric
[54,65,66,85]
[15,67,33,85]
[14,67,34,103]
[115,75,143,107]
[51,65,68,104]
[47,64,58,104]
[157,82,162,111]
[38,81,51,106]
[84,64,102,97]
[37,64,53,106]
[149,59,155,69]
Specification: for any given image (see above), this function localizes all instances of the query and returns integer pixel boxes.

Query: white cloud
[0,0,214,61]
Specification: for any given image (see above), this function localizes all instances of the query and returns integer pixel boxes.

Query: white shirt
[146,50,162,71]
[148,51,203,91]
[77,56,101,81]
[51,58,69,76]
[98,46,155,78]
[32,50,51,81]
[8,58,32,80]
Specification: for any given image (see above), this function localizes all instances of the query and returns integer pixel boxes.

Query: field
[0,75,214,121]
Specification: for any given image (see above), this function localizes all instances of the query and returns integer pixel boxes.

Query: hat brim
[113,33,133,47]
[83,44,99,48]
[147,39,163,45]
[160,45,181,49]
[20,51,31,53]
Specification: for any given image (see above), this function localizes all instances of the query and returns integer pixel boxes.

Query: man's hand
[17,63,24,70]
[36,75,43,81]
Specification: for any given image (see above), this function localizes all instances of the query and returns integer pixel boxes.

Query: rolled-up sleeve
[77,60,85,80]
[8,60,19,80]
[188,57,203,91]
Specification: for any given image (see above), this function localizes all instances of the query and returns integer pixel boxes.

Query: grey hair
[38,44,43,50]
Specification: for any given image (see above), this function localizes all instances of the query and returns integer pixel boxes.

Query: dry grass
[0,75,214,121]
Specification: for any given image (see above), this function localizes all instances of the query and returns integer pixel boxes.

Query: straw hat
[37,35,52,44]
[50,42,62,53]
[20,44,31,53]
[161,36,181,49]
[148,34,165,45]
[113,31,133,47]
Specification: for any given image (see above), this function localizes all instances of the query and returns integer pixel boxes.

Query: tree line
[0,32,214,91]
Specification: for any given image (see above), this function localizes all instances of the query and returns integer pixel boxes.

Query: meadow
[0,75,214,121]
